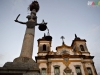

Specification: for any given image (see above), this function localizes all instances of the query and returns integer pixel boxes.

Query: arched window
[43,44,46,51]
[54,65,60,75]
[75,65,82,75]
[87,67,93,75]
[80,45,85,51]
[41,68,46,75]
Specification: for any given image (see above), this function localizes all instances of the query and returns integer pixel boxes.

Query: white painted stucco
[37,38,97,75]
[85,62,95,75]
[69,62,85,75]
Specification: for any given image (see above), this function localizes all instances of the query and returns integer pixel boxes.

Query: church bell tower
[37,33,52,56]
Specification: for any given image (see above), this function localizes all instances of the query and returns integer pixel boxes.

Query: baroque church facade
[35,34,97,75]
[0,1,98,75]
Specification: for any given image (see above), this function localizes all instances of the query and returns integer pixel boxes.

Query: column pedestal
[0,27,40,75]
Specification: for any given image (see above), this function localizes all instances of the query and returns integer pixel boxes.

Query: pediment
[56,44,72,50]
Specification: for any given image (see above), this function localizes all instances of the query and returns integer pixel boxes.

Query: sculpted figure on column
[14,1,47,62]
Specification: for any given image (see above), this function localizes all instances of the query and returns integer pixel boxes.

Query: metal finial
[61,36,65,44]
[42,19,45,24]
[47,28,50,36]
[44,33,46,37]
[75,34,77,38]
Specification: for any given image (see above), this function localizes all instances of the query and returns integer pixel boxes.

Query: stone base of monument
[0,57,40,75]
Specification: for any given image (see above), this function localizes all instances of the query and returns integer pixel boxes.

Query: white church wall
[82,52,90,56]
[48,58,63,61]
[37,60,47,63]
[39,42,50,47]
[51,62,66,75]
[85,63,95,75]
[69,49,74,55]
[39,63,47,69]
[83,59,92,62]
[69,62,85,75]
[56,48,74,55]
[38,53,47,56]
[69,58,82,60]
[76,42,88,52]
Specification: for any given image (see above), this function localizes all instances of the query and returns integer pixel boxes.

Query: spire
[41,33,46,39]
[61,36,65,45]
[75,34,77,38]
[74,34,81,40]
[47,28,50,36]
[42,19,45,24]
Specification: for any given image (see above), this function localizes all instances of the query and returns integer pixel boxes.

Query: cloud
[85,25,100,48]
[86,25,100,38]
[10,0,28,13]
[85,25,100,47]
[0,54,3,60]
[11,0,24,12]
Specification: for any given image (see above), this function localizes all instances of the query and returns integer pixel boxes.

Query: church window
[43,44,46,51]
[41,68,46,75]
[75,66,82,75]
[87,67,93,75]
[80,45,85,51]
[54,65,60,75]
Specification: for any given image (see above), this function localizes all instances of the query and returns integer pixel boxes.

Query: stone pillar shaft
[82,62,88,75]
[20,27,35,58]
[47,62,51,75]
[91,62,98,75]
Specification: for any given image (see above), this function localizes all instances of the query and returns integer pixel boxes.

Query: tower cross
[61,36,65,44]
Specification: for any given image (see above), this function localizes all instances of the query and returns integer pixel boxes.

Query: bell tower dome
[71,34,90,56]
[37,33,52,56]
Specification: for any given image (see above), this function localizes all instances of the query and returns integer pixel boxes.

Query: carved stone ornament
[64,67,72,73]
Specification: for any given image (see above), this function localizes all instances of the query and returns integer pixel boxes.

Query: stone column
[47,62,51,75]
[13,9,37,62]
[82,62,88,75]
[91,62,98,75]
[20,27,35,58]
[19,9,37,59]
[0,1,41,74]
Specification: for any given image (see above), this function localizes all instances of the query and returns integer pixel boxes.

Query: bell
[38,24,47,31]
[45,36,52,41]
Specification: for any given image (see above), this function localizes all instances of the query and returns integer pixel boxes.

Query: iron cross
[61,36,65,42]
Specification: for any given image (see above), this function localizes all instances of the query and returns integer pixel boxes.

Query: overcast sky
[0,0,100,73]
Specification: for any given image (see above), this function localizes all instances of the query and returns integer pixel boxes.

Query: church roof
[37,33,52,41]
[56,42,72,50]
[37,33,47,41]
